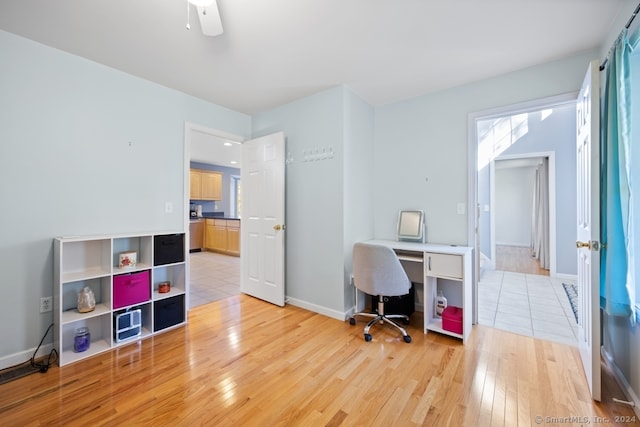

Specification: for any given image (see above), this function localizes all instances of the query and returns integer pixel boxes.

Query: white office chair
[349,242,412,343]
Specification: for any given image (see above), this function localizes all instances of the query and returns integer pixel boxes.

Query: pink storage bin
[113,270,150,309]
[442,306,463,334]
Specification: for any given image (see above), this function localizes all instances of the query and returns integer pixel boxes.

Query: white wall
[495,165,536,246]
[0,30,251,366]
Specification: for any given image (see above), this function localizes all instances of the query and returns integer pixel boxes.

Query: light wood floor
[496,245,549,276]
[1,295,637,426]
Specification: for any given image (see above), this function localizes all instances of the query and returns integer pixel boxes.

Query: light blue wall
[252,86,374,317]
[0,30,251,363]
[374,51,597,247]
[500,104,577,275]
[252,86,347,316]
[342,88,375,311]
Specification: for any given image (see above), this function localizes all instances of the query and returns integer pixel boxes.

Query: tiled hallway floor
[189,251,241,308]
[478,269,578,346]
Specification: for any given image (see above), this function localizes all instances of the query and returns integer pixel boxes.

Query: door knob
[576,240,602,250]
[273,224,284,231]
[576,241,591,249]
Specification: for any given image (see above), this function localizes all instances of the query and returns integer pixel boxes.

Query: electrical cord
[30,323,58,373]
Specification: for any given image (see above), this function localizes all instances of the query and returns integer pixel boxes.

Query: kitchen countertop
[190,215,240,221]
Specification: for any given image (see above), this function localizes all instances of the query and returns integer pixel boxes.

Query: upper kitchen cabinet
[190,169,222,201]
[189,170,202,200]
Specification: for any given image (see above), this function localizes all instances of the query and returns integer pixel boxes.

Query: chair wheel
[403,335,412,343]
[364,333,372,342]
[349,317,356,325]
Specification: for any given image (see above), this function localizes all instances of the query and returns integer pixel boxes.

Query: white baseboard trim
[602,347,640,417]
[0,344,54,371]
[287,295,425,324]
[495,242,530,247]
[554,273,578,282]
[286,297,348,321]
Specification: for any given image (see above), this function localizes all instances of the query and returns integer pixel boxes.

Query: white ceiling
[0,0,632,117]
[190,130,242,168]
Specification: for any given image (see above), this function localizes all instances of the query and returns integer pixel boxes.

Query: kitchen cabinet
[189,170,202,200]
[53,232,187,366]
[189,220,204,251]
[190,169,222,201]
[226,221,240,255]
[205,219,240,256]
[201,171,222,200]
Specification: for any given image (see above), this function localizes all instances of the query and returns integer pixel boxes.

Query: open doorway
[493,154,553,276]
[470,95,579,346]
[183,122,244,309]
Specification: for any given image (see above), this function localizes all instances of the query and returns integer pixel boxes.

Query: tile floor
[478,269,579,346]
[189,251,241,308]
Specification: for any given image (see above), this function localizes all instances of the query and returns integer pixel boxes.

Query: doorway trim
[467,92,577,323]
[183,121,245,311]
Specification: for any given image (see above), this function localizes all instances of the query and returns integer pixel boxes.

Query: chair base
[350,310,412,343]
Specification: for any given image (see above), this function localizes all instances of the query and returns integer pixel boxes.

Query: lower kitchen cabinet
[205,219,240,256]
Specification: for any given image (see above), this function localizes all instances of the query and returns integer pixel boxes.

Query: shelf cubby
[152,263,186,301]
[60,313,112,364]
[60,238,111,283]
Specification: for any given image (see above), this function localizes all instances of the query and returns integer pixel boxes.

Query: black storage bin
[369,283,415,317]
[154,233,185,266]
[154,294,185,331]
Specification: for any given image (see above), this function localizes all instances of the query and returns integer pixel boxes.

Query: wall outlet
[40,296,52,313]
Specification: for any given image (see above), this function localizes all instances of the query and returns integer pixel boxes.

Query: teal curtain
[600,28,635,319]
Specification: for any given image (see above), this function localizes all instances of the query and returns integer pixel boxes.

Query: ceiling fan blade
[196,1,223,37]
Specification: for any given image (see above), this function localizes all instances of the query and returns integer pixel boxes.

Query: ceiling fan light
[188,0,215,6]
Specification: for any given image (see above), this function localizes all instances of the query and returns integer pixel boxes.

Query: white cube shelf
[54,232,187,366]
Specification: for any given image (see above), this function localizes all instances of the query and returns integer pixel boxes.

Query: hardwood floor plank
[0,295,637,426]
[495,244,549,276]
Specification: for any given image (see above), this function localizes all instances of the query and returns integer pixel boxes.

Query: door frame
[467,92,576,323]
[490,152,556,274]
[183,121,245,310]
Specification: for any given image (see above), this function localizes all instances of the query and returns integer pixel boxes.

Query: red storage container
[442,306,463,334]
[113,270,150,309]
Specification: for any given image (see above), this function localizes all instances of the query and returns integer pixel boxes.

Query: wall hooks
[303,146,334,162]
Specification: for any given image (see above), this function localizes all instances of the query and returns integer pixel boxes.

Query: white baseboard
[0,344,54,371]
[602,347,640,417]
[286,297,348,321]
[554,273,578,282]
[495,242,530,247]
[287,293,425,324]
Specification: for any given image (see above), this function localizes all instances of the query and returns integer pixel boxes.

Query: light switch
[457,202,466,215]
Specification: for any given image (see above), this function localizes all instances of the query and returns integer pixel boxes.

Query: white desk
[365,239,473,343]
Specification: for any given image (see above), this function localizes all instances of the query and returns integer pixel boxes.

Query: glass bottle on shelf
[74,327,90,352]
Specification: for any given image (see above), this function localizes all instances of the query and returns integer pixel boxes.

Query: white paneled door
[241,132,286,306]
[576,60,601,401]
